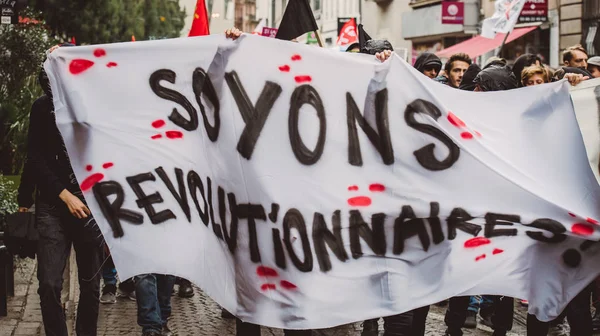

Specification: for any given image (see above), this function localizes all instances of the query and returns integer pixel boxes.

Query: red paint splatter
[260,283,277,291]
[151,134,162,139]
[93,48,106,57]
[493,248,504,255]
[294,76,312,84]
[152,120,166,128]
[461,132,473,140]
[569,212,577,217]
[369,183,385,192]
[447,112,466,127]
[278,65,290,72]
[165,131,183,139]
[106,62,118,68]
[572,223,594,236]
[464,237,491,248]
[587,218,599,225]
[291,54,302,61]
[347,196,372,207]
[475,254,486,262]
[280,280,297,290]
[102,162,114,169]
[256,266,279,277]
[80,173,104,191]
[85,165,93,171]
[348,185,359,191]
[69,59,95,75]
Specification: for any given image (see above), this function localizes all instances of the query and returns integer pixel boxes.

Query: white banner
[481,0,527,39]
[45,35,600,329]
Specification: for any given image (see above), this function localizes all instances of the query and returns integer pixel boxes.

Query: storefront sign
[441,1,464,25]
[1,0,18,25]
[262,27,278,38]
[519,0,547,23]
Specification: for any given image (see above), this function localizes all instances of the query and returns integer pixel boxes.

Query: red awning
[436,27,538,59]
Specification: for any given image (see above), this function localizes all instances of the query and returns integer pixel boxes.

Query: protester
[413,52,443,79]
[135,274,176,335]
[551,66,590,85]
[588,56,600,78]
[483,56,508,70]
[473,65,518,92]
[100,259,136,304]
[28,43,103,336]
[443,53,472,88]
[521,65,549,87]
[563,44,589,69]
[458,63,481,91]
[511,53,542,87]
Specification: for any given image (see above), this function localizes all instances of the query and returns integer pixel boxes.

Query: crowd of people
[11,26,599,336]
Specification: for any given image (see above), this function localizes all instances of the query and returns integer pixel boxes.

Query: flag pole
[314,30,324,47]
[496,30,511,57]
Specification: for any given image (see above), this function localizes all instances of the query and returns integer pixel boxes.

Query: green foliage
[0,174,18,216]
[34,0,186,44]
[0,9,56,175]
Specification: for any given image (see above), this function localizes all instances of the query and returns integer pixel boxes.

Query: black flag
[275,0,319,41]
[358,24,372,51]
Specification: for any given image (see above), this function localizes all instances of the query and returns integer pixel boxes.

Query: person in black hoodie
[29,44,104,336]
[458,64,481,91]
[511,54,542,87]
[413,53,443,79]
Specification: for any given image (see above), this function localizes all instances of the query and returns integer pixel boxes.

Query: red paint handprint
[447,112,482,140]
[150,119,184,140]
[464,237,504,262]
[346,183,386,207]
[80,162,114,192]
[256,266,298,292]
[69,48,118,75]
[277,54,313,84]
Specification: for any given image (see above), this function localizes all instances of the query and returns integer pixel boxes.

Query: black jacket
[27,94,82,205]
[17,158,35,208]
[413,53,442,74]
[459,64,482,91]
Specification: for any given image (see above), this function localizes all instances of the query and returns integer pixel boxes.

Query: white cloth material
[481,0,527,39]
[44,34,600,329]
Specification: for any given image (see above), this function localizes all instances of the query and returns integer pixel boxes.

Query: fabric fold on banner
[44,35,600,329]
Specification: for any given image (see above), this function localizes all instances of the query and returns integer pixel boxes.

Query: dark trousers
[37,201,103,336]
[445,296,513,335]
[527,286,592,336]
[135,274,176,332]
[236,320,312,335]
[380,305,430,336]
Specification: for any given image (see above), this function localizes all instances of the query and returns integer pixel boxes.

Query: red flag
[189,0,210,37]
[336,18,358,46]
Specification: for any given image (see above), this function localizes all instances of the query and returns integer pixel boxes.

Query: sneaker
[117,288,136,301]
[177,279,194,298]
[480,312,494,329]
[360,319,378,336]
[464,310,477,329]
[100,284,117,304]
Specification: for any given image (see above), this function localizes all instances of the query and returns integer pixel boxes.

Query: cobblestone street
[0,258,529,336]
[96,284,527,336]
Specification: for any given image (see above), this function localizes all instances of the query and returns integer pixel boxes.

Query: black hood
[459,63,482,91]
[361,39,393,55]
[512,54,541,87]
[474,65,518,92]
[413,52,442,73]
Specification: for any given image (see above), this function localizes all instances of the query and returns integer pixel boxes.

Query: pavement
[0,258,531,335]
